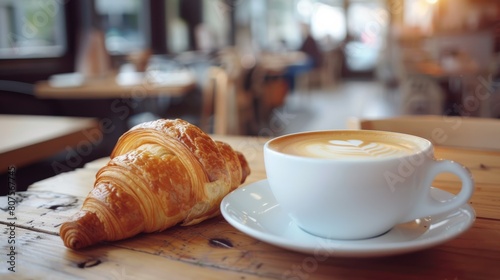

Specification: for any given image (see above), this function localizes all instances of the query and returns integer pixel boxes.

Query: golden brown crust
[112,119,229,183]
[59,119,250,249]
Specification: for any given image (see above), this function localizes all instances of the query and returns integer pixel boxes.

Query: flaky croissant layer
[60,119,250,249]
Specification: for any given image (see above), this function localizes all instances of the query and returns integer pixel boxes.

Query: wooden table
[0,114,100,172]
[34,72,196,99]
[403,58,492,116]
[405,60,480,79]
[1,134,499,279]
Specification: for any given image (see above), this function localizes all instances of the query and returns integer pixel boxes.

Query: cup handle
[401,159,474,223]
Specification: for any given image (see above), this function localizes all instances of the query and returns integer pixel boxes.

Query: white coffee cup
[264,130,474,240]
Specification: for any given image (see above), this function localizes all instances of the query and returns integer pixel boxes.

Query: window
[95,0,150,55]
[0,0,66,59]
[244,0,347,51]
[201,0,231,50]
[345,0,389,71]
[403,0,437,34]
[308,1,346,44]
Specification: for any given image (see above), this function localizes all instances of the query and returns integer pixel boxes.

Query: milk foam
[302,139,412,159]
[271,132,422,159]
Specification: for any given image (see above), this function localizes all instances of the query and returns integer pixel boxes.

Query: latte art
[269,131,424,159]
[304,139,413,159]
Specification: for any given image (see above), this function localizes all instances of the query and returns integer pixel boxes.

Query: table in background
[34,72,196,99]
[0,114,100,173]
[0,135,499,279]
[34,72,198,128]
[403,58,493,116]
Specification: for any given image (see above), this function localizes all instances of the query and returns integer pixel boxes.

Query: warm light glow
[426,0,438,4]
[404,0,437,34]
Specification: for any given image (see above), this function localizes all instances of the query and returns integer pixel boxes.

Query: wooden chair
[201,66,232,135]
[201,64,258,135]
[347,115,500,151]
[218,48,259,135]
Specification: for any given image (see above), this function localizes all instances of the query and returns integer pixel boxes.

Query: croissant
[60,119,250,249]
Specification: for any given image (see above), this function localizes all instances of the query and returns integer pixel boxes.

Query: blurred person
[283,22,322,93]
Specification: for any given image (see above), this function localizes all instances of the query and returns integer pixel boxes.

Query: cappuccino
[264,129,474,240]
[269,131,424,159]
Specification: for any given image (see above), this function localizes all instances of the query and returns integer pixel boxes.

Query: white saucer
[220,180,475,257]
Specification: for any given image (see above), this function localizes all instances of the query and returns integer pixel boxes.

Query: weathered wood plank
[433,181,500,220]
[1,218,499,279]
[0,226,271,279]
[0,191,82,235]
[436,147,500,185]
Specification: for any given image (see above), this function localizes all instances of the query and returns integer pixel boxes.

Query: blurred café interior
[1,0,500,193]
